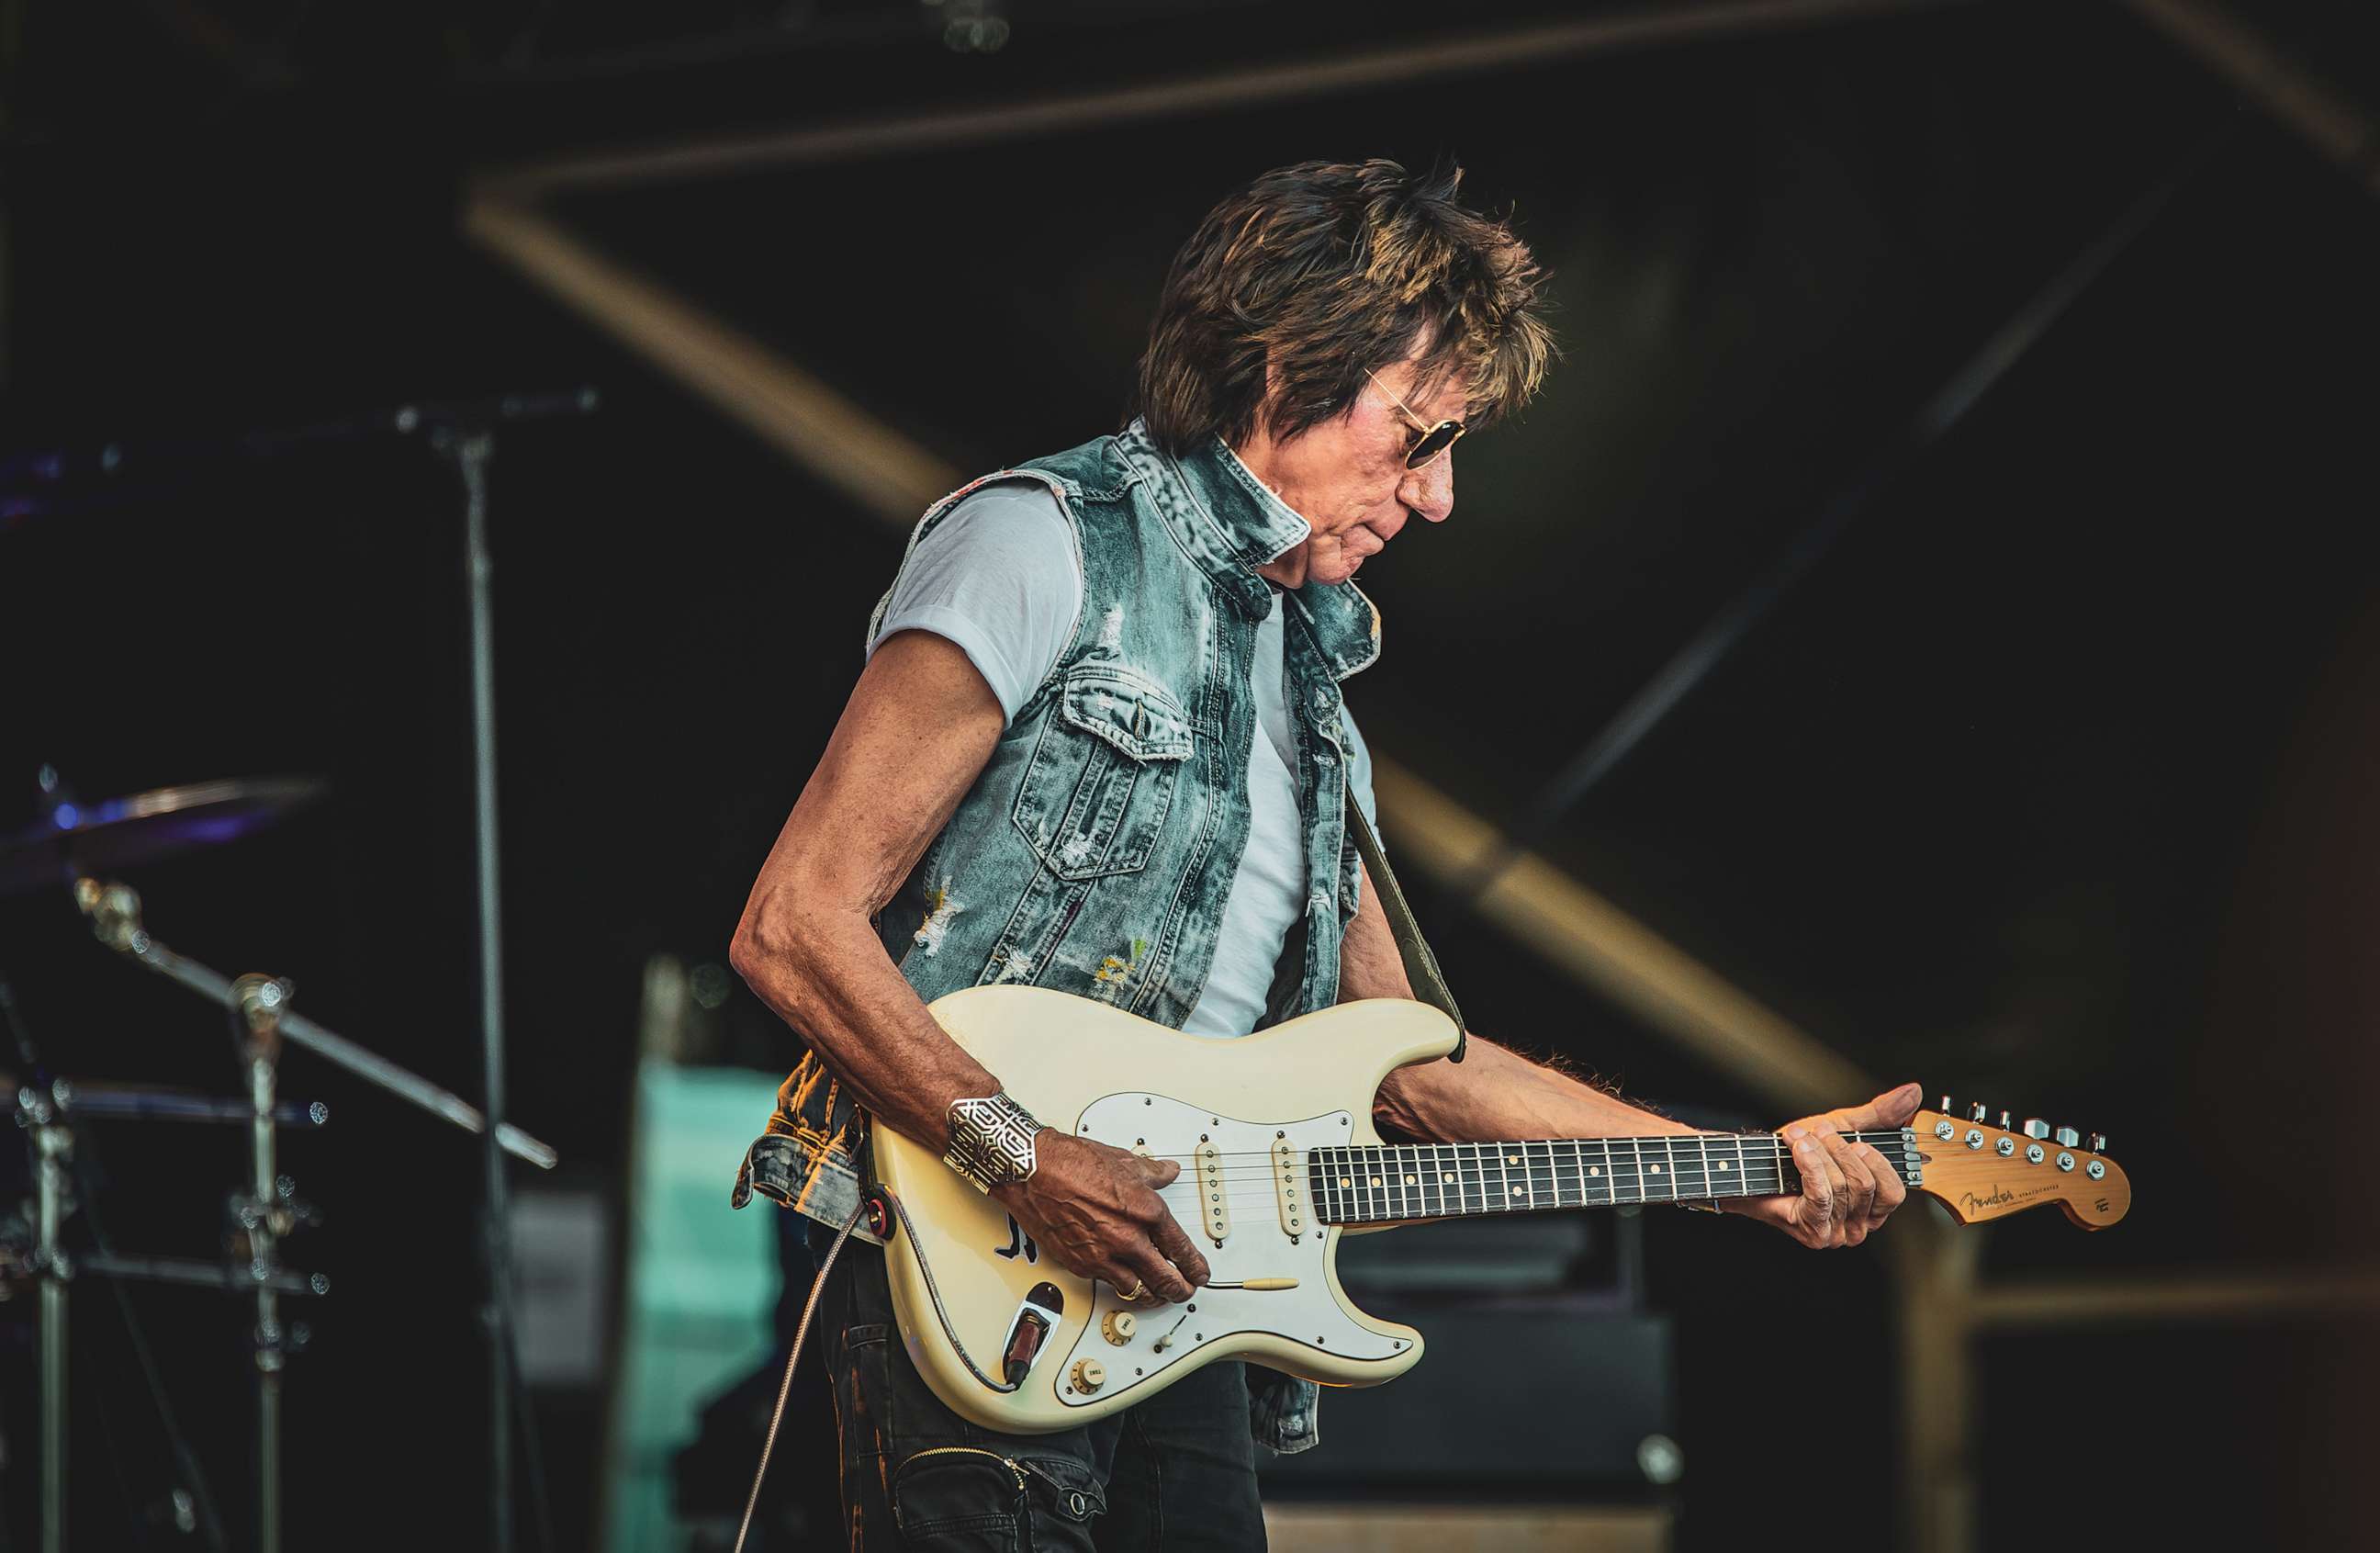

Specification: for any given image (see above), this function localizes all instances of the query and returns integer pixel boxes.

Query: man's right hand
[992,1131,1212,1302]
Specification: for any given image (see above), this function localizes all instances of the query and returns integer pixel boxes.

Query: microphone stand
[442,422,521,1553]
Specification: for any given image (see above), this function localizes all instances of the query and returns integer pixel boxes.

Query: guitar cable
[732,1186,1033,1553]
[732,1197,864,1553]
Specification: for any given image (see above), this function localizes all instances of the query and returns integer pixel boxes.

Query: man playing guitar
[730,157,1923,1549]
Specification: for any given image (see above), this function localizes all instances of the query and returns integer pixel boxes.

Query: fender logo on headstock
[1959,1183,2055,1214]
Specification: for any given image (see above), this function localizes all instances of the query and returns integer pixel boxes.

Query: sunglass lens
[1406,422,1460,468]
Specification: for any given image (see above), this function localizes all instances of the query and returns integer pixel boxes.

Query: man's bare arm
[1341,858,1915,1247]
[728,629,1209,1297]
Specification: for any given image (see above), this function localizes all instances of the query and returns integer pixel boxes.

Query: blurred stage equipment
[6,760,561,1553]
[2,385,594,1553]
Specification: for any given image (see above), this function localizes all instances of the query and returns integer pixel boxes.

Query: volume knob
[1071,1358,1107,1394]
[1101,1311,1138,1346]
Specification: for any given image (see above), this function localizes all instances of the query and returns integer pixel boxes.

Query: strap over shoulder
[1342,782,1466,1063]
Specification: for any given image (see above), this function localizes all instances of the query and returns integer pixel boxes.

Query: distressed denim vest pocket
[1011,660,1194,881]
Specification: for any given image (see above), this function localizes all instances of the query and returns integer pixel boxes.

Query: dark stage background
[3,1,2376,1548]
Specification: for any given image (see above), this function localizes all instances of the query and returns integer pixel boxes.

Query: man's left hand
[1727,1081,1924,1248]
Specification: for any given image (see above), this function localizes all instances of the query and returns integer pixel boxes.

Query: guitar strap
[1344,778,1466,1063]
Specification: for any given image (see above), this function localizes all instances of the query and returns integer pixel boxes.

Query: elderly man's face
[1241,357,1463,590]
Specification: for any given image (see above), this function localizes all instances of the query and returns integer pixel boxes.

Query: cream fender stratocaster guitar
[870,985,2130,1435]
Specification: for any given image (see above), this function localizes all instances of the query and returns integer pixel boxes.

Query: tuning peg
[2021,1118,2050,1140]
[2089,1132,2107,1153]
[2054,1126,2080,1148]
[1997,1109,2013,1131]
[1938,1095,1954,1113]
[1968,1101,1989,1122]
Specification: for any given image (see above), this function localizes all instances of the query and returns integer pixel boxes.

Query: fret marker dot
[1510,1186,1523,1198]
[1718,1162,1730,1171]
[1650,1165,1663,1174]
[1340,1177,1353,1189]
[1589,1166,1601,1176]
[1442,1173,1455,1184]
[1507,1154,1521,1165]
[1370,1177,1383,1188]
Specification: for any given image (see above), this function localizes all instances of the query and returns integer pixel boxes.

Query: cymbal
[0,776,326,896]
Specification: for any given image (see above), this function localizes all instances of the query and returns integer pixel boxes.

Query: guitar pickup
[1196,1141,1230,1243]
[1272,1137,1305,1239]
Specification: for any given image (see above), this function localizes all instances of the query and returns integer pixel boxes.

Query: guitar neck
[1308,1131,1922,1225]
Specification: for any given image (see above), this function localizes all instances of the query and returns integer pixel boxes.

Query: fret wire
[1657,1135,1683,1200]
[1298,1130,1920,1224]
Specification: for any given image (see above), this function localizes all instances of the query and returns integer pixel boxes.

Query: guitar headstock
[1910,1097,2130,1231]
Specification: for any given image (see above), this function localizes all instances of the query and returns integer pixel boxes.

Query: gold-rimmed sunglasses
[1366,369,1466,469]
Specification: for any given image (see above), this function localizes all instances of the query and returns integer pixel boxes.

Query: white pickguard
[1053,1095,1406,1411]
[870,987,1458,1434]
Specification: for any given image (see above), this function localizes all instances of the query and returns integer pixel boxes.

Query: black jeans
[812,1232,1269,1551]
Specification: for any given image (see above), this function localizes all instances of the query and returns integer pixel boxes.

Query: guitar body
[871,985,1457,1435]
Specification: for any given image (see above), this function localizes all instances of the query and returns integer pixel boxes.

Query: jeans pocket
[889,1446,1031,1548]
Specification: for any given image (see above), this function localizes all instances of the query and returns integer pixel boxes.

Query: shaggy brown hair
[1132,158,1555,457]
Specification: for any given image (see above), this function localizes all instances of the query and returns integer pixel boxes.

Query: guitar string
[1151,1171,1830,1209]
[1117,1136,1923,1182]
[1104,1130,1920,1164]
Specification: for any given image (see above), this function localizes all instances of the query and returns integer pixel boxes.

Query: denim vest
[733,420,1385,1452]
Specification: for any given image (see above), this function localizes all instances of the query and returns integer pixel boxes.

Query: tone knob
[2021,1118,2050,1140]
[2054,1126,2080,1148]
[1101,1311,1138,1346]
[1071,1358,1107,1394]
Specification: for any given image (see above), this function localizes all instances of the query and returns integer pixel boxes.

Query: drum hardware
[2,771,564,1552]
[74,876,559,1169]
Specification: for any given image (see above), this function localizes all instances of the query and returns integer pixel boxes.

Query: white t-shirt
[867,482,1380,1037]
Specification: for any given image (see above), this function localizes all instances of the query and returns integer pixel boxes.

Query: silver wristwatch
[943,1090,1045,1194]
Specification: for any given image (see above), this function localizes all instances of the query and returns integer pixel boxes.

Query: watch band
[943,1091,1045,1194]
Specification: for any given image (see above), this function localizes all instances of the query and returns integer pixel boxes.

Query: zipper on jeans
[903,1446,1027,1493]
[903,1446,1091,1521]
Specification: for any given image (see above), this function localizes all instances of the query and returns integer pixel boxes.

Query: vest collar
[1117,419,1384,681]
